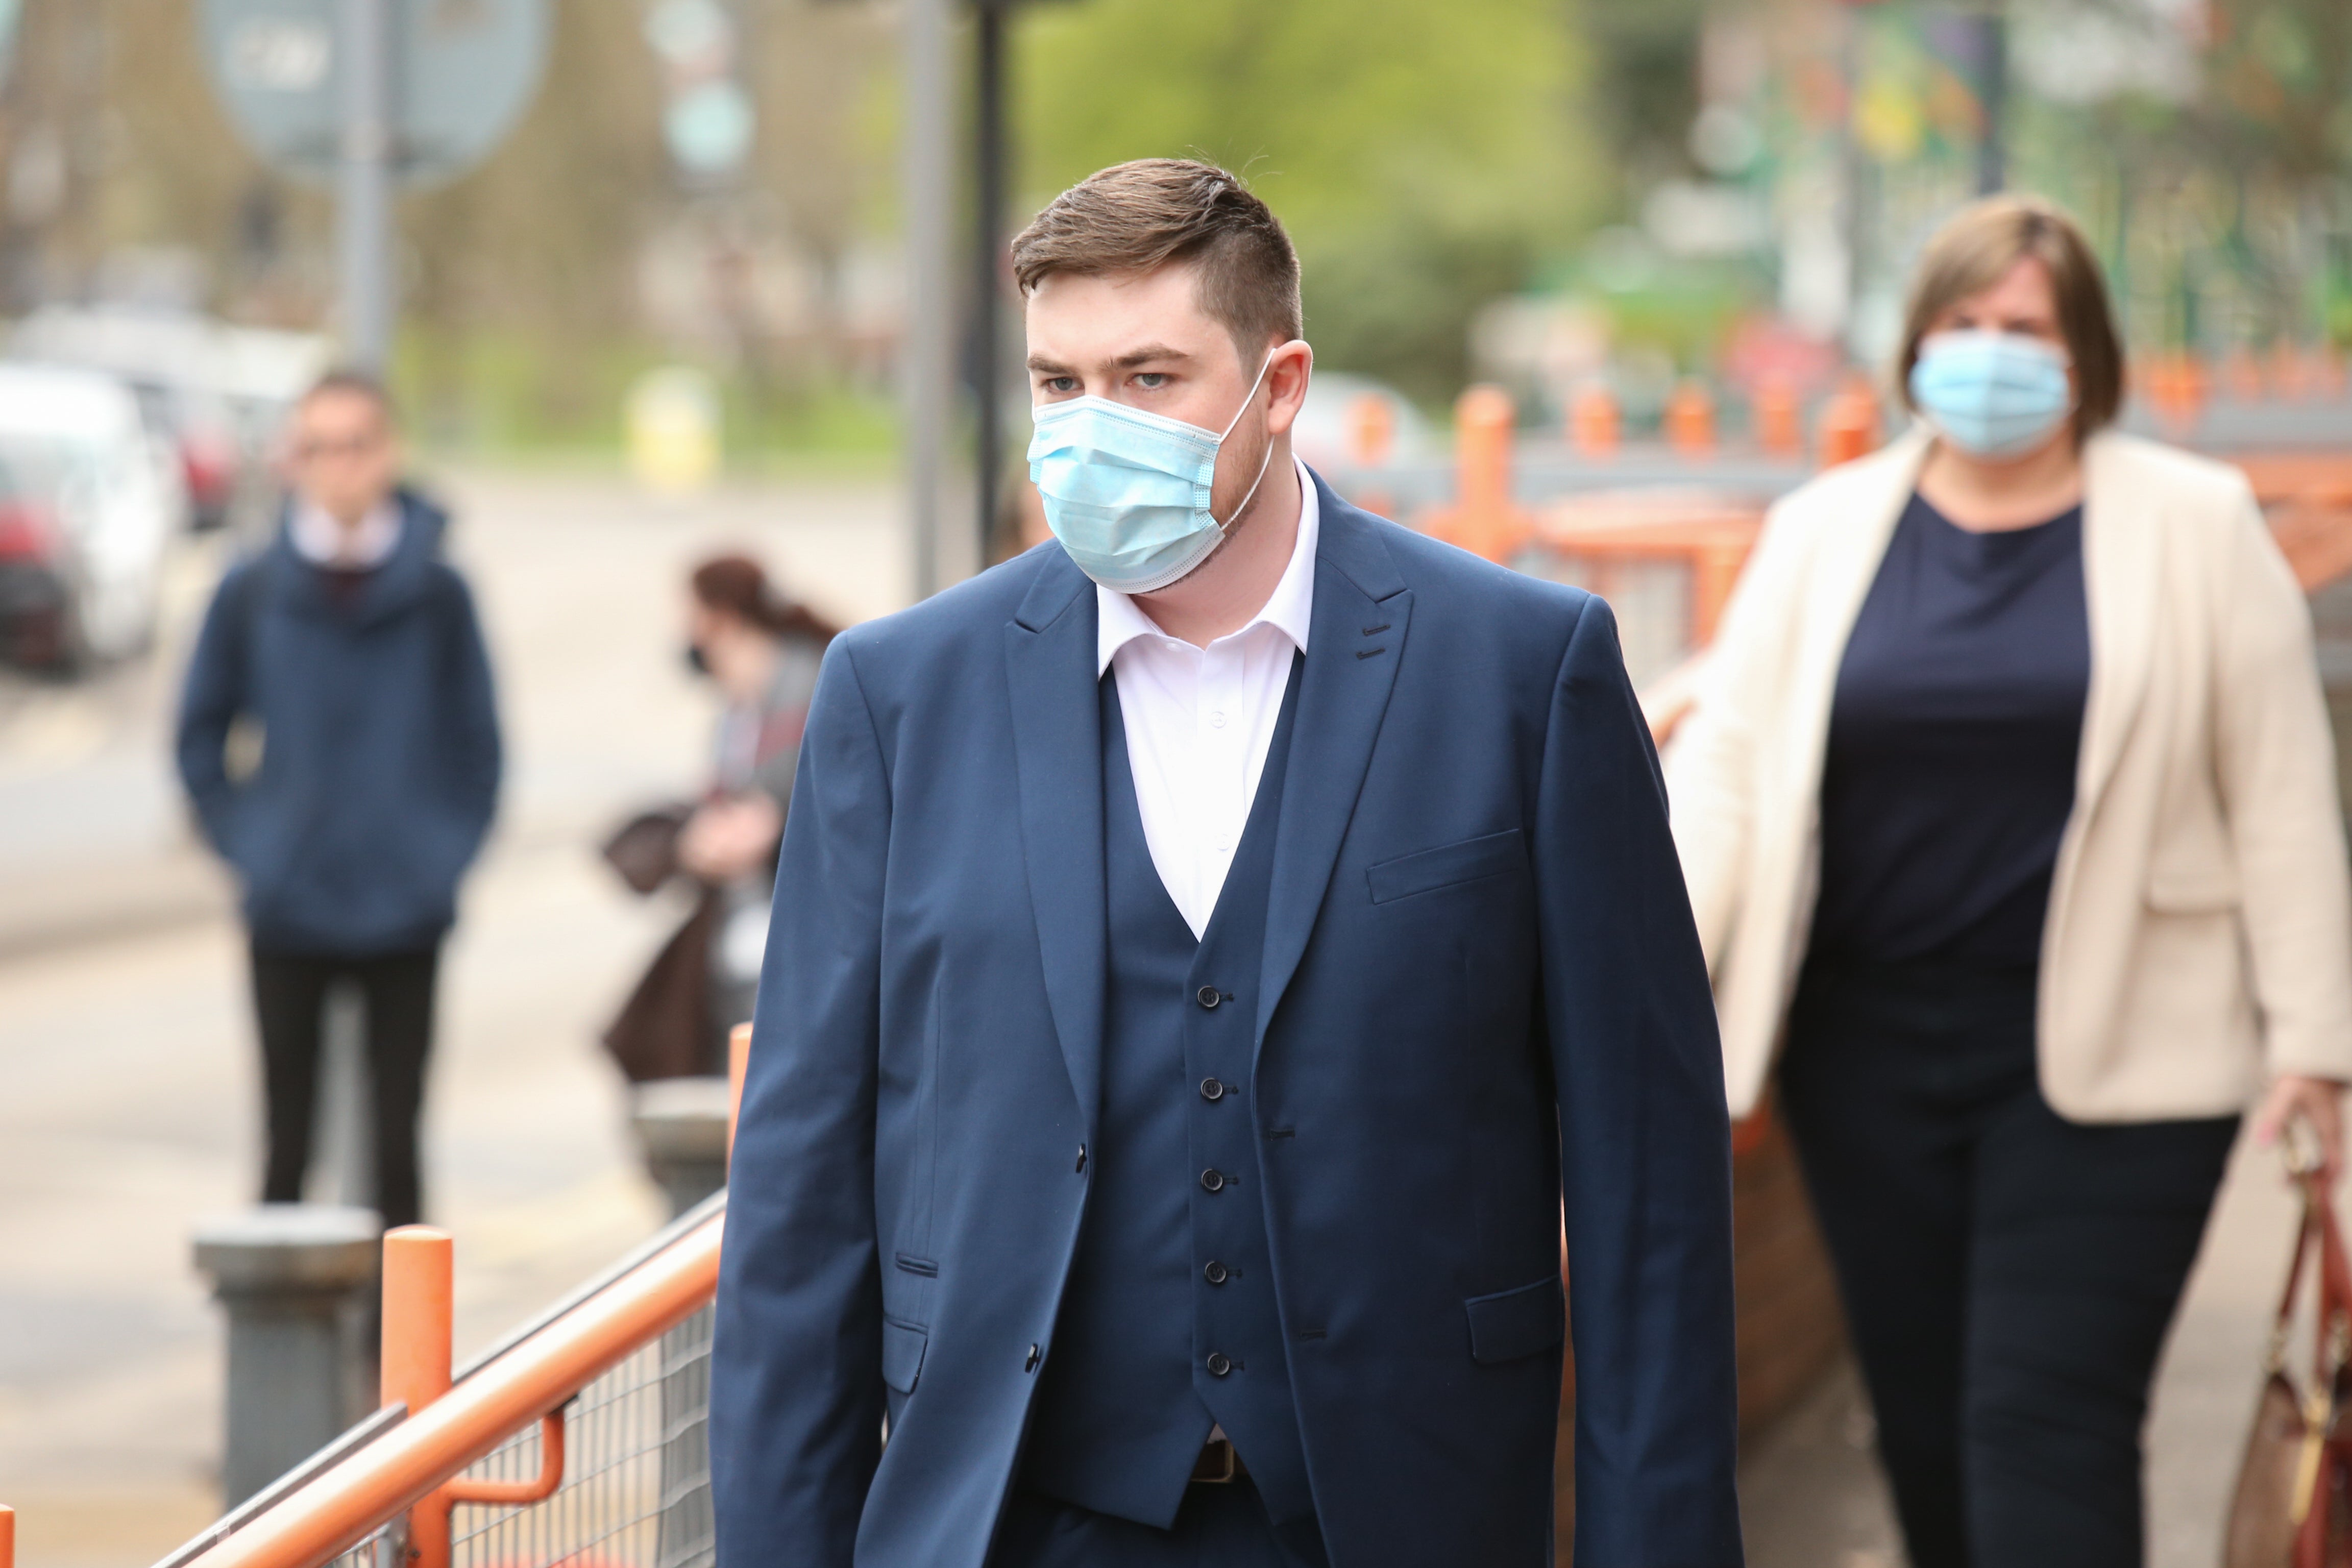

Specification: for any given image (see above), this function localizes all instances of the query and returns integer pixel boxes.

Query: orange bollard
[2223,345,2264,403]
[2318,347,2348,399]
[2270,339,2311,401]
[728,1021,753,1162]
[382,1228,455,1568]
[1569,383,1621,457]
[381,1227,454,1414]
[1664,380,1716,458]
[1421,385,1534,562]
[1,1503,13,1568]
[1457,386,1514,514]
[380,1228,567,1568]
[1345,392,1395,468]
[1817,382,1880,468]
[1753,379,1803,458]
[2146,350,2209,433]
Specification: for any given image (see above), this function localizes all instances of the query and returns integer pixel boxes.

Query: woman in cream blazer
[1667,195,2352,1568]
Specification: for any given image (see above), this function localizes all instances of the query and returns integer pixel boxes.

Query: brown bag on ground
[599,890,720,1084]
[2225,1156,2352,1567]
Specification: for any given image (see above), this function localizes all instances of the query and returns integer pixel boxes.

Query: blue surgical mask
[1026,353,1277,594]
[1908,330,2075,459]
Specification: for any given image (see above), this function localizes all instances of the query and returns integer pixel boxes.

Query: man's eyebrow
[1111,344,1191,370]
[1024,345,1195,377]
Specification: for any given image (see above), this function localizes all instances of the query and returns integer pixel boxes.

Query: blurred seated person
[601,554,837,1080]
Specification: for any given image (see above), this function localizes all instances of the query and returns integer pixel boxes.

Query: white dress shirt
[1099,457,1318,940]
[290,499,402,569]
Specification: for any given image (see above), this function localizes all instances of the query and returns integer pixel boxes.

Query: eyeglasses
[295,432,387,460]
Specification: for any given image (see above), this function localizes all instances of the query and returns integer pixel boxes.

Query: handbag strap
[2307,1172,2352,1359]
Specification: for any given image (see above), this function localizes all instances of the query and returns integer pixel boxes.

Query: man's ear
[1264,339,1313,438]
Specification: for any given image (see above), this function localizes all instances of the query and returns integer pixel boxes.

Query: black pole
[973,0,1009,565]
[1974,4,2006,195]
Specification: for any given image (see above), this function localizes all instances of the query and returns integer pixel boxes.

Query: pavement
[0,459,2308,1566]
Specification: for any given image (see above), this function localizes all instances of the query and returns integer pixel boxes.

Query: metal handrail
[150,1406,410,1568]
[453,1185,727,1385]
[178,1205,723,1568]
[140,1027,754,1568]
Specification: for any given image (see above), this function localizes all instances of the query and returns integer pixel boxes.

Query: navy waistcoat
[1020,659,1315,1536]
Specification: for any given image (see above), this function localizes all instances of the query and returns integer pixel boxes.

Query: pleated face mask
[1908,330,2075,459]
[1026,352,1276,595]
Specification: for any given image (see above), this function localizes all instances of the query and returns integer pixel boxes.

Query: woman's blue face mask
[1026,352,1277,595]
[1908,330,2075,460]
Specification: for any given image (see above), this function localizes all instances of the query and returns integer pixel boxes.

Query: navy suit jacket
[713,476,1743,1566]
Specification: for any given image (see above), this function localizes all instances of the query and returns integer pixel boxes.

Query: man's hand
[2252,1074,2346,1182]
[678,794,784,883]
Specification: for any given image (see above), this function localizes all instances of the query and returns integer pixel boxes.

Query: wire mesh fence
[322,1305,716,1568]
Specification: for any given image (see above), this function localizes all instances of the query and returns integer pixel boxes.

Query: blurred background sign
[197,0,549,189]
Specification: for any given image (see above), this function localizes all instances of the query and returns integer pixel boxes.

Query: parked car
[9,305,329,535]
[0,365,175,670]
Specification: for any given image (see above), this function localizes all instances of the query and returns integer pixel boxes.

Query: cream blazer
[1665,428,2352,1122]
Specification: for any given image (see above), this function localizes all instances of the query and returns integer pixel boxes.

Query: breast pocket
[1366,828,1526,904]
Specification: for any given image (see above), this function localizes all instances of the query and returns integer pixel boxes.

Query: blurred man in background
[174,371,501,1231]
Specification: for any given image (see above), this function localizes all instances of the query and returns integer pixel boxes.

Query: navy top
[1809,491,2089,967]
[175,489,502,955]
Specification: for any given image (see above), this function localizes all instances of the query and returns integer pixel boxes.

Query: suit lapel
[1256,482,1410,1051]
[1005,553,1108,1137]
[2074,432,2159,817]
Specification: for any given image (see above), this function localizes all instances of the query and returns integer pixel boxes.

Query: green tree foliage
[1015,0,1600,403]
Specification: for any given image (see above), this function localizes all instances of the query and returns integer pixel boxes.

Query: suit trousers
[250,940,441,1229]
[1779,953,2236,1568]
[991,1477,1320,1568]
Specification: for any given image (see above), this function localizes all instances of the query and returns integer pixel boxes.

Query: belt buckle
[1190,1437,1238,1485]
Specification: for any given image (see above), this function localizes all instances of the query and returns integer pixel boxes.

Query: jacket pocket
[881,1316,929,1394]
[1464,1275,1566,1366]
[1368,829,1525,905]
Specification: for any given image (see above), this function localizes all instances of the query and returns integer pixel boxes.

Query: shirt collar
[290,497,403,569]
[1096,456,1319,676]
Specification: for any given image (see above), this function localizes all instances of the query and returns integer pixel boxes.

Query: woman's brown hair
[690,554,841,645]
[1896,195,2126,443]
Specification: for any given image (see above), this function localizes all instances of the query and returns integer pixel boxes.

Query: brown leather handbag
[2227,1152,2352,1567]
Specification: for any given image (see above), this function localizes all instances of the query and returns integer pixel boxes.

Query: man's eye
[1045,377,1077,394]
[1134,373,1168,390]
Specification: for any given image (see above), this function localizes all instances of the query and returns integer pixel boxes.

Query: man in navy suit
[713,159,1742,1566]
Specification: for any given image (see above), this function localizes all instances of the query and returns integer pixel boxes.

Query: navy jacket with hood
[175,488,501,955]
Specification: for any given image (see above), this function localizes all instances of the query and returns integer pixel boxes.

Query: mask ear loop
[1211,350,1281,532]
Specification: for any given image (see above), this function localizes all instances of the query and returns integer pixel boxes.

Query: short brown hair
[1011,159,1303,365]
[1896,195,2125,441]
[302,366,397,423]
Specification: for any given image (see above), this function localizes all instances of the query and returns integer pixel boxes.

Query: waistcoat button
[1200,1168,1226,1192]
[1206,1351,1233,1377]
[1204,1260,1230,1284]
[1196,985,1221,1009]
[1200,1077,1225,1101]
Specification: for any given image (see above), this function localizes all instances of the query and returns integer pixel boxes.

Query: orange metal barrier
[179,1210,721,1568]
[139,1027,760,1568]
[1423,384,1535,561]
[3,1501,14,1568]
